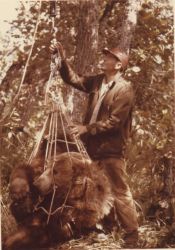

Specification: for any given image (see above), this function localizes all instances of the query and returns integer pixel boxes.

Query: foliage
[0,0,174,248]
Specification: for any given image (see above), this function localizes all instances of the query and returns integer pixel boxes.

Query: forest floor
[2,189,175,249]
[2,212,175,250]
[48,223,175,250]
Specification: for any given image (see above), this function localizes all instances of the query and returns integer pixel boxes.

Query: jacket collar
[102,71,123,90]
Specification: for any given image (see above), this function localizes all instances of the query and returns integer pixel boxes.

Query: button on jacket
[59,59,135,159]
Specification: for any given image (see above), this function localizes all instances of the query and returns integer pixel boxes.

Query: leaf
[131,66,141,72]
[153,55,162,64]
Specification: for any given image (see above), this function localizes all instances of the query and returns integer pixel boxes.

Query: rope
[54,108,58,161]
[59,105,73,165]
[56,139,77,145]
[28,114,49,164]
[27,0,91,224]
[46,183,57,224]
[62,110,91,162]
[60,184,72,214]
[34,204,73,216]
[1,0,42,123]
[44,62,58,104]
[47,112,55,166]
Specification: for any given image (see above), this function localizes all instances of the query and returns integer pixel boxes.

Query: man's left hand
[69,125,87,136]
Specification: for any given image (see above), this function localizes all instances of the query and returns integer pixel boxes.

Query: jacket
[59,59,135,160]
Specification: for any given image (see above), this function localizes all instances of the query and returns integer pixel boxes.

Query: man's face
[101,53,121,72]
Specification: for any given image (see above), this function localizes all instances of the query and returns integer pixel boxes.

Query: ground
[2,207,174,250]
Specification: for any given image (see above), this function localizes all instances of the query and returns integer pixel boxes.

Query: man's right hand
[49,41,66,60]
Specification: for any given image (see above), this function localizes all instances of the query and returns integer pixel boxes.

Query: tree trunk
[118,0,141,52]
[71,0,99,123]
[74,0,99,75]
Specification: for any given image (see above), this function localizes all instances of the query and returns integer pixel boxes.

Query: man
[50,42,139,246]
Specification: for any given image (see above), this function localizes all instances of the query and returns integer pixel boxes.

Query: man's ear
[114,61,122,70]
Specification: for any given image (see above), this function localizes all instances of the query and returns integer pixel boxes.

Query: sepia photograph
[0,0,174,249]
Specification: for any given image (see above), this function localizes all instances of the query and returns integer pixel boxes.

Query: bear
[8,154,45,224]
[34,152,114,230]
[4,152,114,249]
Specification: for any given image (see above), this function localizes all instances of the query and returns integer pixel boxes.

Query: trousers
[95,157,139,233]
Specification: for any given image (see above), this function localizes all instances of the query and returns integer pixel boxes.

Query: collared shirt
[89,78,114,124]
[99,79,113,98]
[89,72,122,125]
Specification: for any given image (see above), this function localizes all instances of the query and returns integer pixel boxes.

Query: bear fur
[4,152,114,249]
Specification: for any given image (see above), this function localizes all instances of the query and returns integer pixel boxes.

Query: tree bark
[74,0,99,75]
[71,0,99,123]
[99,0,118,24]
[118,0,141,52]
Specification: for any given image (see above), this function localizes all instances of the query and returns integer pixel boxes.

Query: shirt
[89,79,114,124]
[99,79,114,98]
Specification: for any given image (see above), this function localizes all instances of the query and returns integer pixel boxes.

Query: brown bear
[4,155,50,250]
[4,152,114,249]
[34,152,114,230]
[8,153,45,224]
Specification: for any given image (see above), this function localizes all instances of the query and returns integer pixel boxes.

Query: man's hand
[49,41,66,60]
[69,124,87,137]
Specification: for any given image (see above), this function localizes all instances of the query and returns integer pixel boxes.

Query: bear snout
[33,169,53,195]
